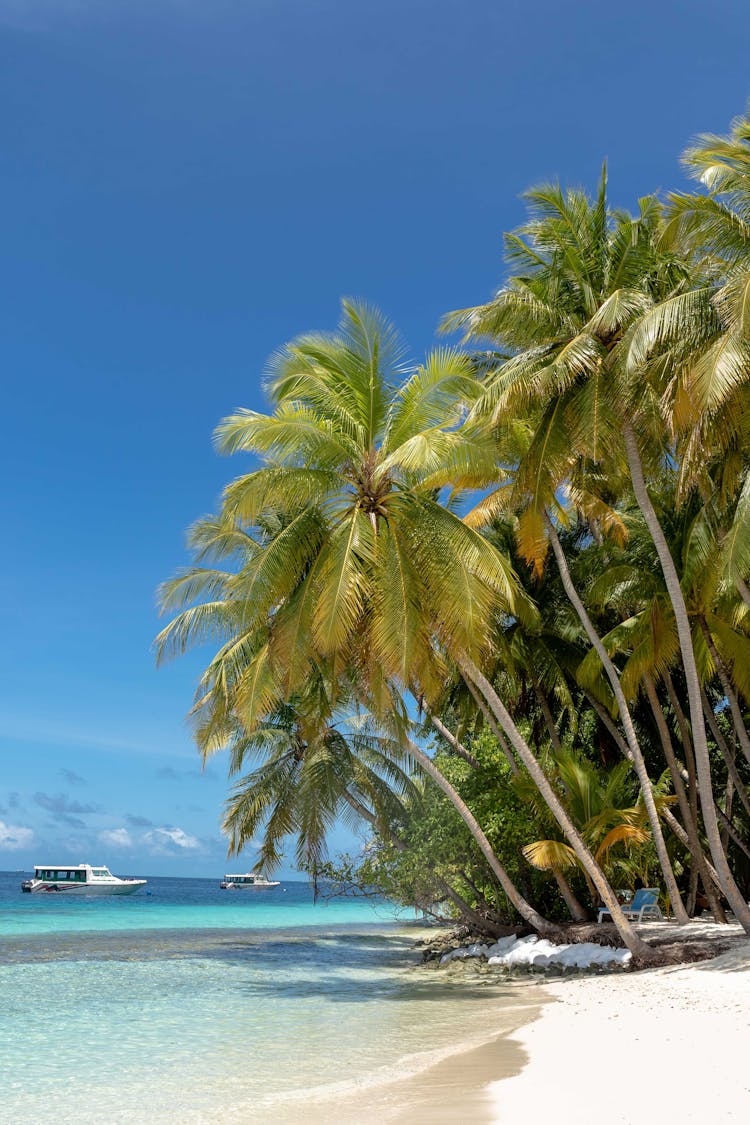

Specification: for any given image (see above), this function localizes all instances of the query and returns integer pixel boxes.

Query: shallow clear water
[0,872,532,1124]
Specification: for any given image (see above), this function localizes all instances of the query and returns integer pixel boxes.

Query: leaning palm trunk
[467,680,586,922]
[402,738,559,937]
[465,678,520,774]
[428,714,480,768]
[623,422,750,932]
[662,808,725,898]
[700,689,750,821]
[457,655,654,960]
[715,805,750,863]
[531,674,563,752]
[698,618,750,769]
[584,691,632,759]
[553,869,589,921]
[643,674,726,922]
[545,516,689,923]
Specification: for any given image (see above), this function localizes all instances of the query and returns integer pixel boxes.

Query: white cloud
[142,827,200,855]
[98,827,133,849]
[0,819,34,850]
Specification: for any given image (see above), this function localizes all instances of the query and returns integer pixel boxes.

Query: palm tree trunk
[643,674,726,922]
[584,691,632,759]
[661,807,724,896]
[402,737,559,937]
[715,804,750,863]
[465,678,520,775]
[701,687,750,820]
[457,654,654,960]
[553,868,589,921]
[531,673,562,751]
[698,617,750,769]
[545,514,689,923]
[428,714,480,768]
[664,671,697,778]
[722,762,734,855]
[623,420,750,933]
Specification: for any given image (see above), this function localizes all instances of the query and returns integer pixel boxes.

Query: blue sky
[1,0,749,877]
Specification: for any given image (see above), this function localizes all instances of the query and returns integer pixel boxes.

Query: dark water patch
[0,922,421,966]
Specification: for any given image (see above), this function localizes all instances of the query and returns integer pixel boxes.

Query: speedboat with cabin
[21,864,147,895]
[220,872,280,889]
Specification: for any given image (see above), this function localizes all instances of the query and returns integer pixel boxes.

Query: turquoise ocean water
[0,871,530,1124]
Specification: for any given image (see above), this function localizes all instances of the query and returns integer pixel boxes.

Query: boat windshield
[36,869,86,882]
[92,868,111,878]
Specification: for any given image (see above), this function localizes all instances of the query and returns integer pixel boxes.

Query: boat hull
[22,880,146,896]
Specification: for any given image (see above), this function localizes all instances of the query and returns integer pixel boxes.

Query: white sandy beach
[490,927,750,1125]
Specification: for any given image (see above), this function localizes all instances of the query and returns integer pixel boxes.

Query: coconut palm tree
[446,173,750,931]
[157,299,651,955]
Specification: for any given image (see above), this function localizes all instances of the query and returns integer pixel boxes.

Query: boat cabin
[33,865,115,883]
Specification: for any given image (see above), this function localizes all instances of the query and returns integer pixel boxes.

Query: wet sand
[275,987,545,1124]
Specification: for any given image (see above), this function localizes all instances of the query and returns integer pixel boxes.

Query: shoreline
[288,925,750,1125]
[257,982,546,1125]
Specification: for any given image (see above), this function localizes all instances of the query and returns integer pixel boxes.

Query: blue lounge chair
[598,888,663,924]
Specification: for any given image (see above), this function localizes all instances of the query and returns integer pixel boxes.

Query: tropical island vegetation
[156,108,750,965]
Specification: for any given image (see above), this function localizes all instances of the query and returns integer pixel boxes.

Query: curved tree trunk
[553,868,589,921]
[457,654,654,960]
[701,687,750,820]
[623,421,750,933]
[584,691,632,759]
[699,617,750,769]
[531,673,562,751]
[721,760,734,856]
[715,804,750,863]
[545,515,689,923]
[465,678,520,775]
[643,674,726,922]
[402,738,560,938]
[428,714,480,768]
[662,808,724,895]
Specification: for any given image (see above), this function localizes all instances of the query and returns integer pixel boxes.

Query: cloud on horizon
[0,818,34,850]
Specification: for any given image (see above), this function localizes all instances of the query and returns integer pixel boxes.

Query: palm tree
[156,301,568,938]
[447,172,750,932]
[157,300,651,955]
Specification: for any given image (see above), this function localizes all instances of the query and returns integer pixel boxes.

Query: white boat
[21,864,147,896]
[220,872,280,889]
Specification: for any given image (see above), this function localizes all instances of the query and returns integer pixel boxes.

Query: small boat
[21,864,147,896]
[220,872,280,890]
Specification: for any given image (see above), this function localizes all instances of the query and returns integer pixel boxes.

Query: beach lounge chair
[597,888,663,924]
